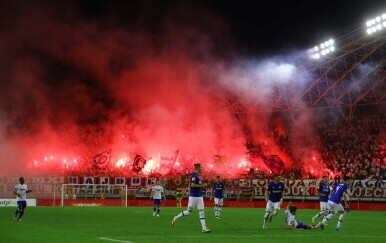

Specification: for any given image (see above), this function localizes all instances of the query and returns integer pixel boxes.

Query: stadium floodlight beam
[366,12,386,35]
[310,38,335,59]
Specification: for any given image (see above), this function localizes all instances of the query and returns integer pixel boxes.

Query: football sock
[322,213,333,224]
[153,207,156,212]
[18,210,24,219]
[176,210,191,219]
[263,212,270,224]
[337,213,345,227]
[157,208,160,215]
[15,209,19,217]
[218,207,222,217]
[199,211,207,229]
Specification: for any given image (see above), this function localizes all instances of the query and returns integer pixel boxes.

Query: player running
[263,174,285,229]
[210,175,226,219]
[320,177,353,231]
[172,163,211,233]
[150,180,166,217]
[13,177,33,221]
[312,175,331,223]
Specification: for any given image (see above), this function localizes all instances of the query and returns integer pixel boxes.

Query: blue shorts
[153,199,162,205]
[296,222,307,229]
[17,201,27,208]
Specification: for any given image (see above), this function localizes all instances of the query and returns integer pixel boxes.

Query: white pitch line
[99,237,134,243]
[104,235,386,239]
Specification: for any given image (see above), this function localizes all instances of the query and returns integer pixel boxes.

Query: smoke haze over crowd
[0,1,383,178]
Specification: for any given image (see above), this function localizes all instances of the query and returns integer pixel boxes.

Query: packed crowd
[317,115,386,180]
[268,113,386,180]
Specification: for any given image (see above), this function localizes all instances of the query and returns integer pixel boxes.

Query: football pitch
[1,206,385,243]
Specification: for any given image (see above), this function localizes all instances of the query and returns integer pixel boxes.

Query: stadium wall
[37,199,386,210]
[1,176,386,210]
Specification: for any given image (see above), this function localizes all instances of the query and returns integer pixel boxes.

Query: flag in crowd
[132,154,147,173]
[92,149,111,171]
[261,154,285,174]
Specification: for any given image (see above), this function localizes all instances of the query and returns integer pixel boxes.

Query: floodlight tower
[310,39,336,60]
[366,13,386,35]
[223,9,386,123]
[289,12,386,121]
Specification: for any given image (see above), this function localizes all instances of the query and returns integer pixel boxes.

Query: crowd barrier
[36,198,386,210]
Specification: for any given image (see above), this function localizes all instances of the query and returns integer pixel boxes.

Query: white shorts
[265,200,281,213]
[188,196,204,210]
[320,201,330,211]
[328,200,344,213]
[214,197,224,206]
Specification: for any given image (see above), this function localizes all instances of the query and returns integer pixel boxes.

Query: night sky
[75,0,386,55]
[204,0,386,54]
[1,1,385,56]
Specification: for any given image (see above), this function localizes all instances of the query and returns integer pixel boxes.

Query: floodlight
[366,13,386,35]
[310,38,336,59]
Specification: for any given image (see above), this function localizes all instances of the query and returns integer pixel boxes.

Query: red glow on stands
[115,158,127,168]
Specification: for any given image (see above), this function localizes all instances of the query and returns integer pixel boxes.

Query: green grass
[1,206,385,243]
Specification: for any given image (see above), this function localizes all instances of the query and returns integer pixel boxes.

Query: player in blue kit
[172,163,211,233]
[263,174,285,229]
[320,177,353,231]
[210,175,226,219]
[312,176,331,223]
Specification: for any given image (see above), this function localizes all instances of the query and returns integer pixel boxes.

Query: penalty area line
[99,237,134,243]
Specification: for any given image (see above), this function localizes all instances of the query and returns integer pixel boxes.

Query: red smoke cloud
[0,1,327,178]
